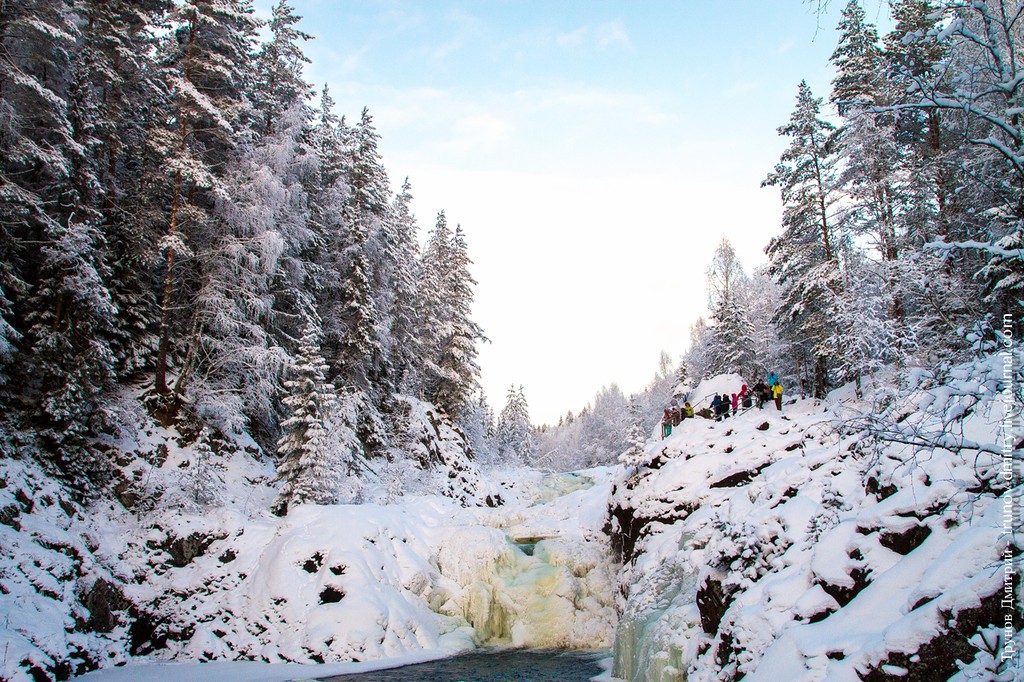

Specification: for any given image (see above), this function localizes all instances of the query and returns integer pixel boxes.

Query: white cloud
[593,20,631,49]
[556,20,631,51]
[556,26,588,48]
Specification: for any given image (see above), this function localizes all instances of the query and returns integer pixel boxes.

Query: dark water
[319,649,606,682]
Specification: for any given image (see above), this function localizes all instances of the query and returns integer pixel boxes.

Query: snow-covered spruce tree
[415,211,453,401]
[434,225,486,418]
[495,385,535,464]
[177,426,224,508]
[151,0,261,401]
[387,179,425,395]
[705,238,759,380]
[0,285,18,387]
[683,316,716,384]
[254,0,312,137]
[461,389,498,464]
[172,5,317,438]
[762,81,845,397]
[0,0,128,481]
[190,101,316,437]
[418,214,487,421]
[316,108,393,458]
[76,0,171,379]
[618,398,647,466]
[273,317,360,515]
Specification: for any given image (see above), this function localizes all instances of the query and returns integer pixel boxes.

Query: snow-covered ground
[609,355,1022,681]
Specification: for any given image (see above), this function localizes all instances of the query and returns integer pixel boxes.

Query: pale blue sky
[255,1,891,424]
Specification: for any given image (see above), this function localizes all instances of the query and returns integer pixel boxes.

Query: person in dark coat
[754,380,769,409]
[718,394,731,419]
[710,394,722,421]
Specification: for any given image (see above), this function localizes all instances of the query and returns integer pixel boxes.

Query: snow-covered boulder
[686,373,748,410]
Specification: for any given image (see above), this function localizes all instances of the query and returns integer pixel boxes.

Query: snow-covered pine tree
[432,225,486,419]
[387,179,424,395]
[254,0,313,136]
[273,317,358,515]
[416,211,453,401]
[705,237,758,379]
[830,0,884,116]
[828,2,918,382]
[831,1,902,264]
[77,0,170,379]
[618,398,648,466]
[151,0,261,400]
[762,81,845,397]
[0,0,128,480]
[495,385,535,464]
[882,0,956,249]
[919,1,1024,318]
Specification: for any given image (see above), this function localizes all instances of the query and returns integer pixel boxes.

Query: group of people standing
[754,372,785,412]
[661,372,785,438]
[660,398,695,437]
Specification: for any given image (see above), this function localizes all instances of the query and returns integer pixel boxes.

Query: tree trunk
[813,354,828,399]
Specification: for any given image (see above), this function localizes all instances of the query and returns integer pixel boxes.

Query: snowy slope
[608,357,1022,681]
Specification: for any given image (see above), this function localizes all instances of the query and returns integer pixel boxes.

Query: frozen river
[319,649,607,681]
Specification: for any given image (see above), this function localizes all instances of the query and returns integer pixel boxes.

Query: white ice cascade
[612,530,702,682]
[430,471,619,649]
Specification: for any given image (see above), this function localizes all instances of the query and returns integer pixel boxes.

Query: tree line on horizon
[0,0,490,508]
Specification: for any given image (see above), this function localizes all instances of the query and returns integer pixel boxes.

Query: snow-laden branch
[926,237,1024,259]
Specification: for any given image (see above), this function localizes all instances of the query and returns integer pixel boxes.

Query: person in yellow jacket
[683,402,694,419]
[772,382,783,411]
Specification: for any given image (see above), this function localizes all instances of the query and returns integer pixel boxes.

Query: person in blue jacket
[710,394,722,421]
